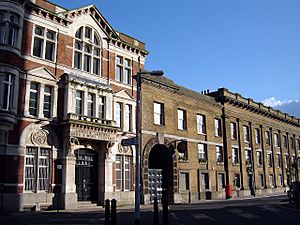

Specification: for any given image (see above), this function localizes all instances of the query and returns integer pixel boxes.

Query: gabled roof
[114,90,134,101]
[27,67,58,82]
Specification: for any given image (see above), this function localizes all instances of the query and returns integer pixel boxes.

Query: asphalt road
[0,195,299,225]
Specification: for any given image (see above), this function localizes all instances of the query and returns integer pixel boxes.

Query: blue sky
[50,0,300,112]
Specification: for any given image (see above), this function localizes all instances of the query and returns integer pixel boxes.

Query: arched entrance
[75,149,98,201]
[148,144,173,202]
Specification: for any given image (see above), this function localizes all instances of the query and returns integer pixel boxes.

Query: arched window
[73,26,101,75]
[0,11,20,47]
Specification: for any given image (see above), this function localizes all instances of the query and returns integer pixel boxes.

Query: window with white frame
[233,173,240,188]
[115,56,132,85]
[179,172,189,191]
[245,149,252,165]
[115,102,122,128]
[217,173,225,190]
[257,150,263,167]
[196,114,206,134]
[154,102,164,125]
[267,152,273,167]
[243,126,250,143]
[259,174,264,188]
[75,90,83,115]
[1,73,13,111]
[177,109,186,130]
[214,118,222,137]
[0,11,20,47]
[29,82,39,116]
[276,153,281,168]
[198,143,207,162]
[265,131,270,145]
[43,85,52,118]
[216,146,223,163]
[124,104,132,132]
[201,173,209,190]
[98,96,105,119]
[230,122,237,140]
[269,174,274,187]
[232,147,239,164]
[255,128,260,144]
[274,133,279,147]
[24,146,50,192]
[115,155,132,191]
[33,26,56,61]
[73,26,101,75]
[87,93,95,117]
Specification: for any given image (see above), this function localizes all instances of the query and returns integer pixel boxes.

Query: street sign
[121,137,137,146]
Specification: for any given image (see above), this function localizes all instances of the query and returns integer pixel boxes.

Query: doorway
[75,149,98,201]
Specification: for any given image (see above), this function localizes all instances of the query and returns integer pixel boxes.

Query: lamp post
[133,70,163,225]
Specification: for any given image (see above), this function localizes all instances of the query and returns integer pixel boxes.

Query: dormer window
[73,26,101,75]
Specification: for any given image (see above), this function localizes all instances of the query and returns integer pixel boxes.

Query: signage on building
[121,137,137,146]
[70,125,116,141]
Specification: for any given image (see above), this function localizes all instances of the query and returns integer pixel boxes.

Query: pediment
[114,90,134,101]
[27,67,58,82]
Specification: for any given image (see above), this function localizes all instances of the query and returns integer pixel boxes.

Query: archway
[148,144,173,202]
[74,148,98,201]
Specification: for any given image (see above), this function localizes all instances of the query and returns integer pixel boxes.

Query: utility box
[148,169,162,203]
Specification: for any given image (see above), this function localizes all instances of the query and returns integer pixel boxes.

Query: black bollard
[111,199,117,225]
[153,197,159,225]
[105,199,110,225]
[162,197,169,225]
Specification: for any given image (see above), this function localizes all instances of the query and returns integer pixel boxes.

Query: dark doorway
[75,149,98,201]
[149,144,173,201]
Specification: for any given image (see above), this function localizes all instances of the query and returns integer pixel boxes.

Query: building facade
[1,0,300,212]
[140,75,300,203]
[0,0,147,211]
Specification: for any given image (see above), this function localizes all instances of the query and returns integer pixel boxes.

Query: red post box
[225,184,232,199]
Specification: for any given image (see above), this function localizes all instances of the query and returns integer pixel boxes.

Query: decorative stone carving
[31,130,47,145]
[66,137,80,157]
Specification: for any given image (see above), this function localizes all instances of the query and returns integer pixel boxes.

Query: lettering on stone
[70,127,116,141]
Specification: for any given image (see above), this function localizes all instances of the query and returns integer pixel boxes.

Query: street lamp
[133,70,163,225]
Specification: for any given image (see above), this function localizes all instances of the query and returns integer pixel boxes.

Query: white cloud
[262,97,300,118]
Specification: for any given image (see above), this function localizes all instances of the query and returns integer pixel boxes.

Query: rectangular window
[124,104,132,132]
[33,37,43,58]
[115,56,122,82]
[259,174,264,188]
[33,27,56,61]
[283,135,287,148]
[218,173,225,190]
[243,126,250,143]
[124,59,131,85]
[232,147,239,164]
[84,54,91,72]
[74,51,82,69]
[177,109,186,130]
[216,146,223,163]
[278,174,283,186]
[269,174,274,187]
[267,152,273,167]
[265,131,270,145]
[230,122,237,140]
[43,85,52,118]
[93,58,100,75]
[201,173,209,190]
[115,102,122,128]
[245,150,252,165]
[24,147,50,192]
[290,137,295,149]
[274,133,279,147]
[198,143,207,162]
[124,156,131,191]
[98,96,105,119]
[115,155,122,191]
[2,74,13,111]
[276,153,281,168]
[87,93,94,117]
[179,172,189,191]
[233,173,240,188]
[154,102,164,125]
[214,119,222,137]
[255,128,260,144]
[29,82,39,116]
[75,91,83,115]
[257,150,263,167]
[196,114,206,134]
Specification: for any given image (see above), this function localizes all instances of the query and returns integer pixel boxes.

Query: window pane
[76,91,83,115]
[99,96,105,119]
[29,83,38,116]
[93,58,100,75]
[45,41,55,61]
[84,55,91,72]
[74,51,82,69]
[75,27,83,39]
[87,93,94,117]
[115,102,122,128]
[25,147,37,191]
[33,38,43,58]
[43,86,52,118]
[124,104,131,132]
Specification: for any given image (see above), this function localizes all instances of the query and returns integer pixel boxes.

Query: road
[0,195,299,225]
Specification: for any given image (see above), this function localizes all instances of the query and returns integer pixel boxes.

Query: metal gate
[148,169,162,203]
[75,149,98,201]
